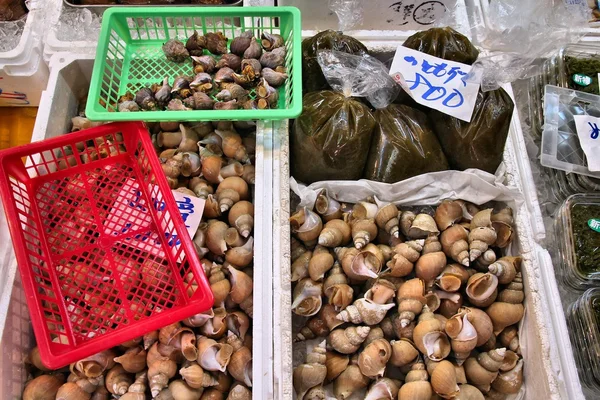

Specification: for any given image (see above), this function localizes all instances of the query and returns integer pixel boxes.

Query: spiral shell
[440,225,470,267]
[292,278,323,317]
[408,214,440,239]
[375,203,400,238]
[336,245,383,281]
[396,278,426,328]
[435,200,464,231]
[413,306,451,361]
[293,341,327,399]
[336,297,395,326]
[325,351,349,382]
[491,359,523,394]
[398,363,433,400]
[445,312,477,365]
[465,273,498,308]
[290,207,323,245]
[364,377,400,400]
[415,251,446,285]
[329,326,371,354]
[308,245,335,281]
[463,348,506,393]
[431,360,460,399]
[386,240,423,277]
[315,189,343,222]
[488,256,521,285]
[333,363,370,400]
[389,338,419,367]
[351,218,378,249]
[318,219,352,248]
[358,338,392,378]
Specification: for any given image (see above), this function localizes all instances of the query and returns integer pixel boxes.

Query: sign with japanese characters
[389,46,480,122]
[573,115,600,172]
[104,179,205,260]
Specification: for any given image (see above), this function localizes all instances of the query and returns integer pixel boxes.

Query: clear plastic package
[555,193,600,290]
[529,43,600,138]
[567,287,600,391]
[541,85,600,179]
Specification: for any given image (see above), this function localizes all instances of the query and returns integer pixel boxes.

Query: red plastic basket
[0,122,213,369]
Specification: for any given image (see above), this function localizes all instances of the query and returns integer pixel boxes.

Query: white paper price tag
[389,46,480,122]
[104,178,205,259]
[573,115,600,172]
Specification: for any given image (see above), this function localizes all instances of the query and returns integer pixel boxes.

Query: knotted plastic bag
[364,104,449,183]
[428,87,514,174]
[301,30,368,93]
[291,51,399,183]
[402,27,479,65]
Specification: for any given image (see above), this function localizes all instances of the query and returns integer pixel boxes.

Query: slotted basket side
[86,6,302,121]
[0,122,212,369]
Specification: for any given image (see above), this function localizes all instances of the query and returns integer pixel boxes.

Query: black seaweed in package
[428,87,514,174]
[301,30,368,93]
[364,104,449,183]
[402,27,480,65]
[291,90,376,183]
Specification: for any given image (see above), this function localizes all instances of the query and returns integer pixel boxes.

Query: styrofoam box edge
[0,7,45,71]
[271,97,580,400]
[1,53,274,400]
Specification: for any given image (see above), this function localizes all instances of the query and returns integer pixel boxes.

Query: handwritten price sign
[389,46,480,122]
[573,115,600,172]
[104,179,205,260]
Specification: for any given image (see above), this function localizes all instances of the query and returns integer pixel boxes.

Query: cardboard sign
[104,179,205,259]
[389,46,480,122]
[573,115,600,172]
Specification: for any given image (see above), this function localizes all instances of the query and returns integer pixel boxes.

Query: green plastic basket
[86,6,302,121]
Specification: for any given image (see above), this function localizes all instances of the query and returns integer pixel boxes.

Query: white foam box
[271,81,584,399]
[0,6,49,106]
[0,53,274,400]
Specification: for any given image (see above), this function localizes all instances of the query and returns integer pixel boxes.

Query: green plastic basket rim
[86,6,302,122]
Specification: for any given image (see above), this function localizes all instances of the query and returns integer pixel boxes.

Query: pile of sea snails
[21,120,256,400]
[117,30,288,112]
[291,194,525,400]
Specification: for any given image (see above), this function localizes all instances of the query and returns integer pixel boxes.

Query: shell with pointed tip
[209,264,231,306]
[292,278,323,317]
[440,225,470,266]
[415,251,446,285]
[491,359,523,394]
[333,364,370,400]
[318,219,351,248]
[400,211,416,238]
[408,214,439,239]
[375,203,400,238]
[497,272,524,304]
[308,245,335,281]
[290,207,323,244]
[498,325,520,354]
[396,278,426,328]
[323,264,353,311]
[473,249,496,271]
[196,336,233,372]
[226,383,251,400]
[329,326,371,354]
[358,338,392,378]
[215,176,249,213]
[179,362,218,389]
[295,311,329,342]
[229,201,254,238]
[351,218,378,249]
[463,348,506,393]
[465,273,498,308]
[500,350,519,372]
[386,240,423,277]
[169,379,203,400]
[389,338,419,367]
[398,363,433,400]
[468,227,497,262]
[291,250,312,282]
[423,235,442,254]
[488,256,520,284]
[435,200,464,230]
[207,220,229,256]
[336,298,395,325]
[325,351,349,382]
[293,341,327,399]
[336,246,382,281]
[71,349,116,378]
[431,360,460,399]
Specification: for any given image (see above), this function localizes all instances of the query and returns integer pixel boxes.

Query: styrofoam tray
[271,84,584,399]
[0,52,274,400]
